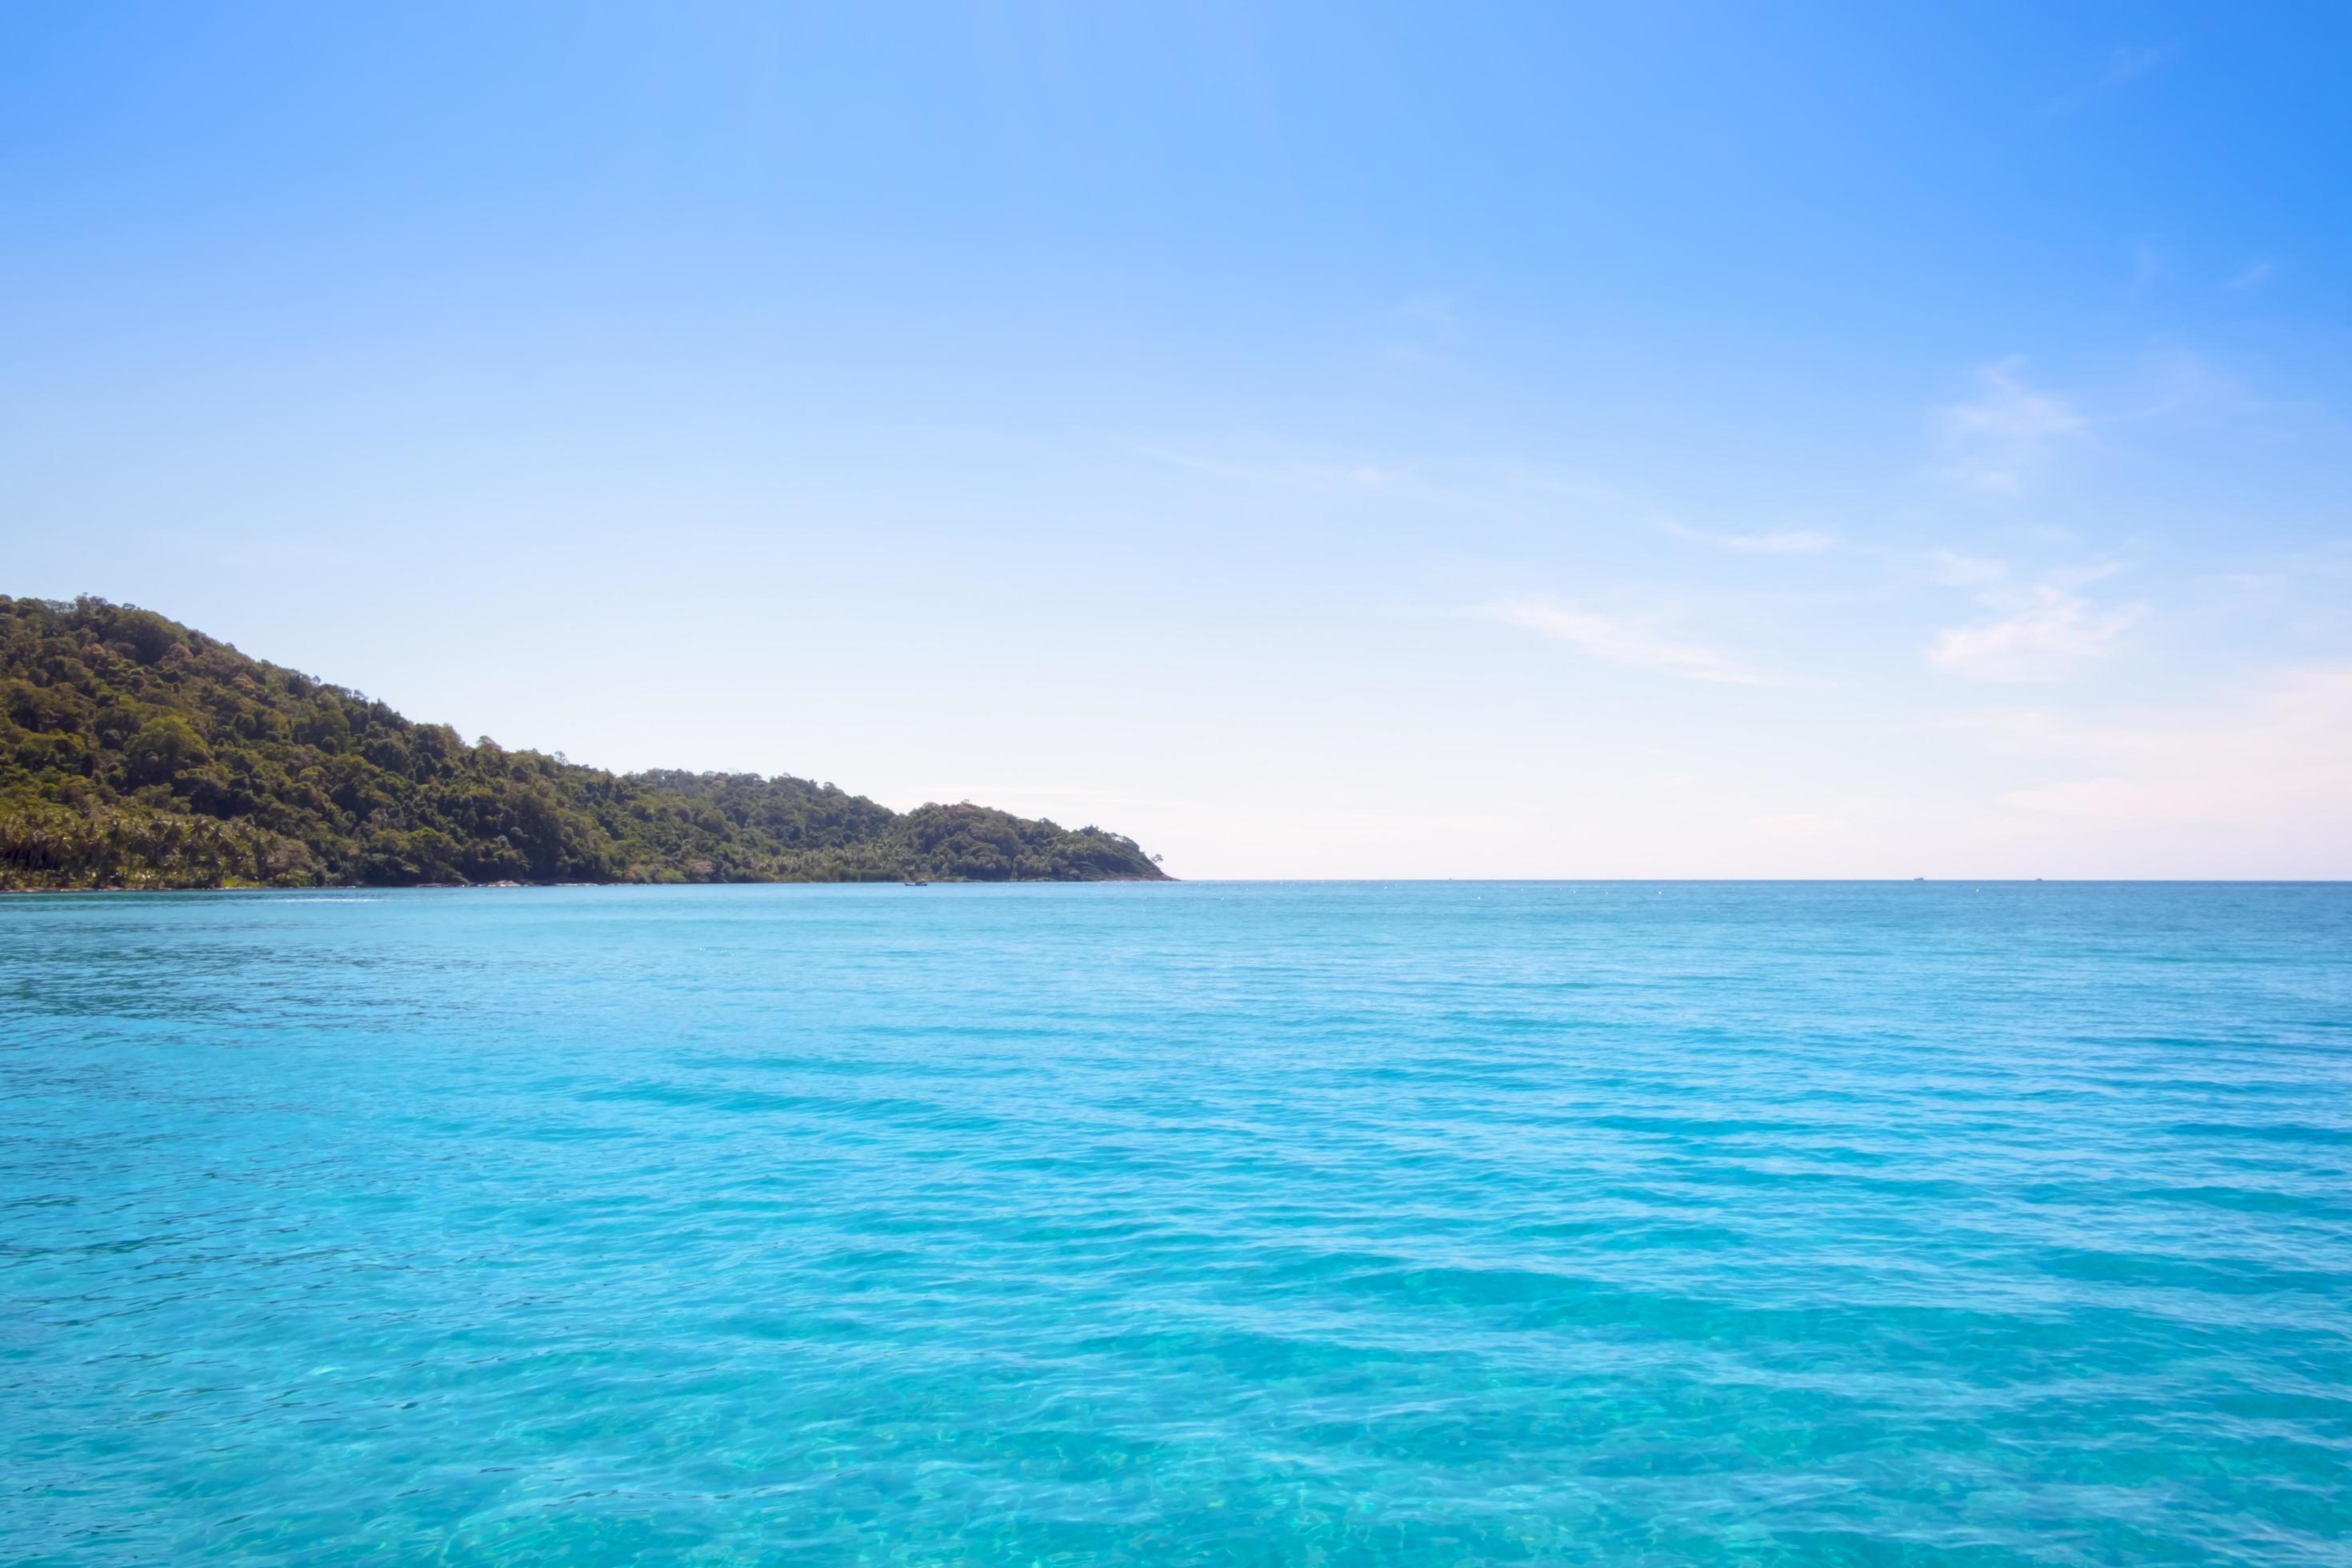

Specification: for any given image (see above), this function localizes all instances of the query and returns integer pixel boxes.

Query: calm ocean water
[2,882,2348,1566]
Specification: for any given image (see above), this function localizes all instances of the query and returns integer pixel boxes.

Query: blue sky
[5,3,2349,876]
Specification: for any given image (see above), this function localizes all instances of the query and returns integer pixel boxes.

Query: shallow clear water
[3,882,2348,1566]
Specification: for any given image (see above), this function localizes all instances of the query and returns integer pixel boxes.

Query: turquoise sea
[3,882,2348,1566]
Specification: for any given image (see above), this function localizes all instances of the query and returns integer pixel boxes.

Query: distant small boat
[901,878,930,887]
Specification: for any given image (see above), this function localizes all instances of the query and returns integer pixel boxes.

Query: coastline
[0,872,1178,894]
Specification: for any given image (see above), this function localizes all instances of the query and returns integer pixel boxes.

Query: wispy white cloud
[1927,582,2139,682]
[1952,666,2352,835]
[1506,478,1834,554]
[2122,348,2250,422]
[2225,260,2275,292]
[1489,596,1806,687]
[2204,538,2352,629]
[1934,359,2089,495]
[1920,549,2009,588]
[2102,42,2176,86]
[1662,520,1833,554]
[1121,440,1410,494]
[2047,42,2178,114]
[1927,349,2260,497]
[1384,294,1462,364]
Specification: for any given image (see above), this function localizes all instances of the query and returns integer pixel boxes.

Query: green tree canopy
[0,595,1170,890]
[122,714,210,787]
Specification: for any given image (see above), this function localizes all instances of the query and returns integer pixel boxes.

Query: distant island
[0,596,1169,890]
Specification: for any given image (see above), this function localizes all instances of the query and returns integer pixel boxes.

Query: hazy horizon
[6,4,2348,879]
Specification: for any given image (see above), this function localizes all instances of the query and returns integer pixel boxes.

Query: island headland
[0,596,1169,890]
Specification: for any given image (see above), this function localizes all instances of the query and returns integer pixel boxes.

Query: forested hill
[0,596,1169,890]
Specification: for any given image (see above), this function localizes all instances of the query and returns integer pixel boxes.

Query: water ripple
[2,882,2348,1565]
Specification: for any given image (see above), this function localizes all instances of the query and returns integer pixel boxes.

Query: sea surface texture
[3,883,2348,1566]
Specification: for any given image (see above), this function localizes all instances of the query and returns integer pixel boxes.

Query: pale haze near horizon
[4,4,2349,879]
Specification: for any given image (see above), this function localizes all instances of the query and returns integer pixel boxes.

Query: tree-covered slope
[0,596,1168,890]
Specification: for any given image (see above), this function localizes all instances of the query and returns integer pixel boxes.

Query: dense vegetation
[0,596,1167,890]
